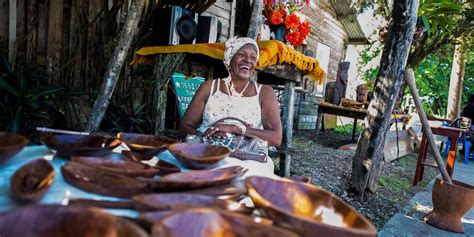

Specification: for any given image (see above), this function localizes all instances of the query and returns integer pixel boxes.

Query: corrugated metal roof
[328,0,369,45]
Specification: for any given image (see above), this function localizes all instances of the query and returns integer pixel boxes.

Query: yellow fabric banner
[131,40,326,84]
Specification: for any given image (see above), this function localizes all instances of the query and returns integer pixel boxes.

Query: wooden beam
[446,42,467,119]
[246,0,262,40]
[351,0,419,201]
[86,0,145,132]
[26,0,38,64]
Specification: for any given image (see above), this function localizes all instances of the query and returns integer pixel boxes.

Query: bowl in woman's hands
[0,132,29,165]
[168,143,230,169]
[41,134,121,158]
[117,132,177,155]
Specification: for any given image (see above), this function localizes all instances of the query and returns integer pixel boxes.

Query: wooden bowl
[10,158,55,203]
[132,193,250,214]
[0,132,29,165]
[245,176,377,237]
[168,143,230,169]
[117,132,176,154]
[41,134,121,158]
[121,150,155,162]
[0,205,148,237]
[151,208,298,237]
[155,159,180,176]
[70,156,159,178]
[61,162,149,198]
[140,166,245,191]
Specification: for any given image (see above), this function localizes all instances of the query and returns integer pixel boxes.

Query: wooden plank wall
[1,0,119,90]
[201,0,231,42]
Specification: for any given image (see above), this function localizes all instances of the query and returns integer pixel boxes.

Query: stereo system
[153,5,222,46]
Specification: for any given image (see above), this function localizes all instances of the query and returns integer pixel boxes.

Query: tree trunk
[246,0,262,40]
[152,53,185,135]
[446,42,467,119]
[86,0,145,132]
[351,0,419,201]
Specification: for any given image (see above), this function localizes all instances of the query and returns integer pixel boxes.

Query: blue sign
[171,73,205,118]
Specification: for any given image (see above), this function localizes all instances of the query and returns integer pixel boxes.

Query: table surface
[0,145,276,217]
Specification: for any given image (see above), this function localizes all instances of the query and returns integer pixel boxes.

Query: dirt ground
[279,129,438,230]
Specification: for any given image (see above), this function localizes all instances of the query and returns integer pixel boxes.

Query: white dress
[197,78,277,178]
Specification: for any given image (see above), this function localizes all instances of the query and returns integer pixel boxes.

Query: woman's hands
[202,124,243,138]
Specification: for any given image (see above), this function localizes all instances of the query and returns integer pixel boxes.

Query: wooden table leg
[413,134,428,186]
[446,137,459,177]
[280,81,295,177]
[314,110,323,139]
[352,119,358,142]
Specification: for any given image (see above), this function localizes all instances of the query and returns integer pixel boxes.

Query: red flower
[270,11,284,25]
[285,14,300,30]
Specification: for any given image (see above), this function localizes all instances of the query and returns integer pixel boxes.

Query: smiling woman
[178,37,282,176]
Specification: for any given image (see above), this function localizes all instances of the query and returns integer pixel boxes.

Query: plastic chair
[443,130,471,164]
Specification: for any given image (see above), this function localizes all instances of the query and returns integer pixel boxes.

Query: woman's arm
[178,80,212,136]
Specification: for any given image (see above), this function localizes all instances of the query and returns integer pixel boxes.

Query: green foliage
[0,57,62,133]
[101,94,150,134]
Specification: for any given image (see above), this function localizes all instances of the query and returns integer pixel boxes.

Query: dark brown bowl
[0,132,29,165]
[151,208,298,237]
[70,156,159,178]
[41,134,121,158]
[155,159,180,176]
[246,176,377,237]
[10,158,55,203]
[117,132,176,154]
[168,143,230,169]
[121,150,155,162]
[139,166,245,191]
[0,205,148,237]
[61,162,149,198]
[132,193,250,214]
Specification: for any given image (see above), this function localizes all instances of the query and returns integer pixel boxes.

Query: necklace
[227,80,250,97]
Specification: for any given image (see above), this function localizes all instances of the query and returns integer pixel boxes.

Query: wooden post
[246,0,262,40]
[351,0,419,201]
[280,81,295,177]
[406,69,452,184]
[86,0,145,132]
[152,53,185,135]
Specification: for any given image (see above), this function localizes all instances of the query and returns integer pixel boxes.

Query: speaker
[153,6,198,45]
[196,16,222,43]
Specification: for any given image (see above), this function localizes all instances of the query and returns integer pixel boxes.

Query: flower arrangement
[262,0,310,47]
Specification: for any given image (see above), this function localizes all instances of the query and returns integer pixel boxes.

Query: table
[314,102,367,142]
[0,145,277,215]
[412,126,465,186]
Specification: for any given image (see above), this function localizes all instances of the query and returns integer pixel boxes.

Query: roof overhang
[328,0,369,45]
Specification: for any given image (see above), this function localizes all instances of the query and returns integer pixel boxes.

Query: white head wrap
[223,37,260,71]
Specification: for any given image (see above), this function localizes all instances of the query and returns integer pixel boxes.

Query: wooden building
[0,0,365,133]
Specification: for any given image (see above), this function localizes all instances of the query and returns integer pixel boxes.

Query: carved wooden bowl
[61,162,149,198]
[41,134,121,158]
[0,132,29,165]
[168,143,230,169]
[140,166,245,191]
[155,159,180,176]
[0,205,148,237]
[117,132,176,155]
[246,176,378,237]
[10,158,55,203]
[132,193,250,214]
[121,150,155,162]
[151,208,298,237]
[71,156,159,178]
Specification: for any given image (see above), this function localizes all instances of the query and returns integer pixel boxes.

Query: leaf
[36,87,62,97]
[421,15,431,36]
[0,78,20,97]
